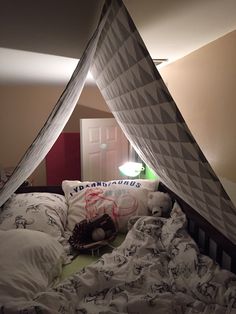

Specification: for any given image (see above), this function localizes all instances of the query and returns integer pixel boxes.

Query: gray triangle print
[90,0,236,244]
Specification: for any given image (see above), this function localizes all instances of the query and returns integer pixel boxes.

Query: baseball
[91,228,106,241]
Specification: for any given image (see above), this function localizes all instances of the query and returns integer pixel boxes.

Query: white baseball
[91,228,106,241]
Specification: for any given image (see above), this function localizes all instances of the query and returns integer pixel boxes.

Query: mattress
[3,208,235,313]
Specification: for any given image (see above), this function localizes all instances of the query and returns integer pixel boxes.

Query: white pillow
[0,229,66,305]
[62,179,159,197]
[0,193,68,242]
[62,179,159,232]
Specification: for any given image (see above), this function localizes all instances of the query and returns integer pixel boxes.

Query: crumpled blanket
[2,204,236,313]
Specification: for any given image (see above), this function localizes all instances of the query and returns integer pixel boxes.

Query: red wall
[46,132,81,185]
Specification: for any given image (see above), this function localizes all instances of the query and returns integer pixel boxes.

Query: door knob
[100,143,107,150]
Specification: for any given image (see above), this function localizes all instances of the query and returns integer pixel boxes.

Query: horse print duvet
[2,204,236,313]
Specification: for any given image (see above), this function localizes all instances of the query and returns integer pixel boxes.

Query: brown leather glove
[69,214,117,251]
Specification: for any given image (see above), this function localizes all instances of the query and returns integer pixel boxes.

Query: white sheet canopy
[1,0,236,244]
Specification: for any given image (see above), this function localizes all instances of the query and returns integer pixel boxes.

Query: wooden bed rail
[16,185,64,195]
[16,183,236,274]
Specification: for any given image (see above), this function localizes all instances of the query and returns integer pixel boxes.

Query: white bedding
[0,229,66,308]
[1,205,236,313]
[0,192,68,242]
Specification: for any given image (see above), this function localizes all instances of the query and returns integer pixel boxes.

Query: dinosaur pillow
[0,193,68,242]
[62,179,159,232]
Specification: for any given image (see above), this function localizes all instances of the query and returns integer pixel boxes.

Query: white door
[81,118,129,181]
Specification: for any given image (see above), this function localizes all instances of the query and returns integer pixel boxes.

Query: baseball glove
[69,213,117,252]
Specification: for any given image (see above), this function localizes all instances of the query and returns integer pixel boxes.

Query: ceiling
[0,0,235,84]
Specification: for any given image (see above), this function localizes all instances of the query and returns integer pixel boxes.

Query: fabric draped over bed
[90,0,236,244]
[0,3,111,208]
[0,0,236,244]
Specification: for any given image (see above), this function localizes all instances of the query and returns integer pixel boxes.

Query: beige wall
[0,83,112,185]
[1,30,235,199]
[64,83,113,132]
[159,30,236,204]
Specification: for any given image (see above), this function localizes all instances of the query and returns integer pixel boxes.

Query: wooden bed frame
[16,183,236,274]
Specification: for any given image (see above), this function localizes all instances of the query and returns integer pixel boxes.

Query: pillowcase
[0,192,68,242]
[0,229,66,305]
[62,179,159,197]
[62,179,159,233]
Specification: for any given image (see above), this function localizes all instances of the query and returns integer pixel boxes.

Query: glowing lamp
[119,162,144,177]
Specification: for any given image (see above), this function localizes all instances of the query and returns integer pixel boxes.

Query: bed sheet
[61,233,126,280]
[2,206,236,313]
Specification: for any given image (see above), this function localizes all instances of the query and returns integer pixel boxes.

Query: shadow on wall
[63,104,113,132]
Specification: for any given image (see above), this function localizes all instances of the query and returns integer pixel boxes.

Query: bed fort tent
[0,0,235,250]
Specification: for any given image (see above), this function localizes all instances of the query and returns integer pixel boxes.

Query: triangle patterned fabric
[90,0,236,244]
[0,0,235,245]
[0,3,111,207]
